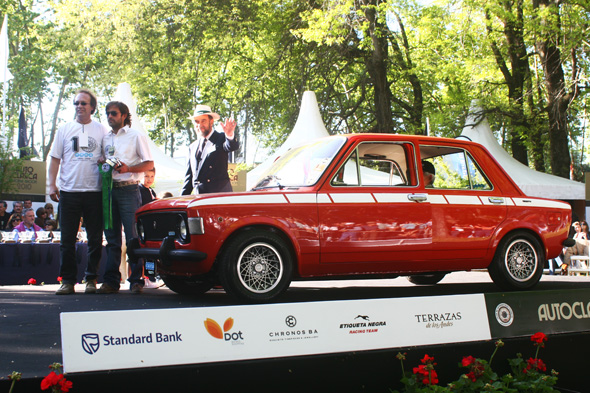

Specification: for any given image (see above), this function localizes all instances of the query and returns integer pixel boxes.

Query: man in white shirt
[97,101,153,294]
[48,89,108,295]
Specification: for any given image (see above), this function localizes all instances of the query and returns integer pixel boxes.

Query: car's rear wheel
[407,273,446,285]
[219,230,293,302]
[161,275,213,295]
[488,232,544,290]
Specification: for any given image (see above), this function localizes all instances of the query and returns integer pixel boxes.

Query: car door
[318,141,434,272]
[419,144,507,266]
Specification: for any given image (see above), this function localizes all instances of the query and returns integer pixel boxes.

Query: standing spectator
[0,200,8,230]
[139,167,157,205]
[23,198,32,210]
[98,101,153,295]
[35,207,47,228]
[9,201,23,216]
[181,105,239,195]
[6,213,22,230]
[12,208,43,241]
[44,203,55,220]
[48,88,108,295]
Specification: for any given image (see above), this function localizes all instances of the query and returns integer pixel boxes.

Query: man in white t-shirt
[97,101,153,295]
[49,89,109,295]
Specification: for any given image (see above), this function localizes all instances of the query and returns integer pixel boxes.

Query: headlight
[136,220,145,242]
[178,215,188,242]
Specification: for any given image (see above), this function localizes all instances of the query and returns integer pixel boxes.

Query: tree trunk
[43,77,69,162]
[362,1,394,133]
[533,0,573,179]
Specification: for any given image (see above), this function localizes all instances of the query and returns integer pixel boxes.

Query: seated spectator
[35,207,47,227]
[161,191,173,198]
[562,220,589,274]
[12,208,44,241]
[45,219,57,240]
[6,213,23,230]
[422,160,436,188]
[0,200,8,230]
[23,198,33,210]
[9,201,23,217]
[44,203,55,220]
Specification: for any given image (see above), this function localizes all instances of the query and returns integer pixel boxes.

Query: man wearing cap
[181,105,239,195]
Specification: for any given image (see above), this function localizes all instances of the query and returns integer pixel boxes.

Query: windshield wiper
[252,175,285,190]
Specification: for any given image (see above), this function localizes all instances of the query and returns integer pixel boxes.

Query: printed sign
[2,160,47,201]
[61,294,490,373]
[484,288,590,338]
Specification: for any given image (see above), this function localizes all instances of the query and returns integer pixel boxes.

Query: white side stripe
[188,194,288,208]
[511,198,571,209]
[329,193,375,203]
[444,195,482,205]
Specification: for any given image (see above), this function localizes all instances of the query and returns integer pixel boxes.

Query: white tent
[112,83,185,197]
[246,91,331,189]
[460,105,585,200]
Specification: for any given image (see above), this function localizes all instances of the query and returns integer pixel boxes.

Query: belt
[112,180,139,188]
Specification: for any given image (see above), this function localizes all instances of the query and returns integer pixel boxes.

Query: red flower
[413,364,439,385]
[57,276,63,283]
[461,355,476,367]
[531,332,547,347]
[27,278,37,285]
[40,371,63,390]
[525,357,547,372]
[421,354,435,364]
[59,377,73,392]
[466,371,477,382]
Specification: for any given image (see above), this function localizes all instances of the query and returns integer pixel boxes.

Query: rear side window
[331,142,416,187]
[420,146,492,190]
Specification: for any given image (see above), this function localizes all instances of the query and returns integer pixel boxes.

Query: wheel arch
[214,224,300,276]
[489,225,547,263]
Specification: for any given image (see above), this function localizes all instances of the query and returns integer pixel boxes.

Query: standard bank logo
[81,333,100,355]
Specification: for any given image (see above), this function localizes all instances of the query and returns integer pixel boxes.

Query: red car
[130,134,572,302]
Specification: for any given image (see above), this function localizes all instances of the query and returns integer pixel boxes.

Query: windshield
[253,137,346,189]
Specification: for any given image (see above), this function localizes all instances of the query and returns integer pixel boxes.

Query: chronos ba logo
[204,317,244,343]
[81,333,100,355]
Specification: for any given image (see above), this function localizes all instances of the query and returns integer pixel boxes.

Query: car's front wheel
[160,275,213,295]
[219,230,293,302]
[488,232,544,290]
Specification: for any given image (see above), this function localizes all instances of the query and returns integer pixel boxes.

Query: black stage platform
[1,272,589,392]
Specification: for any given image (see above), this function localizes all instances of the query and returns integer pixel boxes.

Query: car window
[420,146,492,190]
[331,142,414,187]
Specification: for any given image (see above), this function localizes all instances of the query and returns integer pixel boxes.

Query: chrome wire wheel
[504,239,538,282]
[237,242,283,294]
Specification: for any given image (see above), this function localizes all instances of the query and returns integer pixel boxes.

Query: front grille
[138,212,186,242]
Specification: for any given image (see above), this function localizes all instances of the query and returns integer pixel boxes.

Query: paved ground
[1,271,589,382]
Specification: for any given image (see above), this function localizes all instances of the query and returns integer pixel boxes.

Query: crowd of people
[2,88,239,296]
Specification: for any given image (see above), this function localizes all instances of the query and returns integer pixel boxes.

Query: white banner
[61,294,491,373]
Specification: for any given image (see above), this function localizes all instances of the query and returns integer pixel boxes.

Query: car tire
[488,232,544,290]
[161,275,213,295]
[407,273,446,285]
[219,230,293,302]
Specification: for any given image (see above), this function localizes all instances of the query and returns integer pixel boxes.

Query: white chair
[569,246,590,276]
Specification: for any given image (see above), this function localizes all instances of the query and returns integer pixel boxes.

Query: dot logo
[204,317,244,342]
[81,333,100,355]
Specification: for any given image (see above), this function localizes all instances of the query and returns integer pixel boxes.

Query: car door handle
[408,193,428,202]
[488,197,505,204]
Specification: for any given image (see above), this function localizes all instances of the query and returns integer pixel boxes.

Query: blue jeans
[103,184,143,289]
[58,191,103,285]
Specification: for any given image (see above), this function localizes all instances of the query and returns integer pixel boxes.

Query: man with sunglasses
[49,89,109,295]
[97,101,153,295]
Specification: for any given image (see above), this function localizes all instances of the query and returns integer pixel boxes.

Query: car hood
[137,191,244,213]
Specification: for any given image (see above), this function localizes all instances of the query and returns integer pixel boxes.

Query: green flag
[99,162,113,230]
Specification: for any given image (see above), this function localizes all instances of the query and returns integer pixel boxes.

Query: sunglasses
[74,101,89,106]
[13,218,21,222]
[106,111,120,117]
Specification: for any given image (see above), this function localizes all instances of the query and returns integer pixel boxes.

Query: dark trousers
[58,191,103,285]
[104,184,143,289]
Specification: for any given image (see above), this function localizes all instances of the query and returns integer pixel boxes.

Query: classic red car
[129,134,572,302]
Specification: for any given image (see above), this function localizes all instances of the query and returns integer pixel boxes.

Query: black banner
[485,289,590,338]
